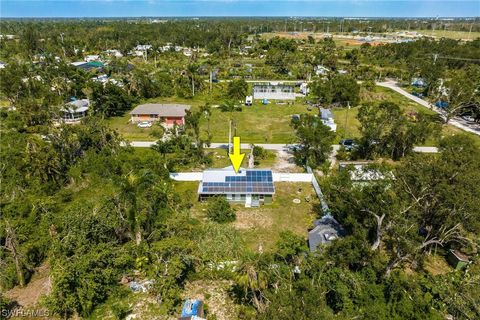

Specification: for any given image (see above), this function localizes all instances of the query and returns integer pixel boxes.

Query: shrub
[205,197,236,223]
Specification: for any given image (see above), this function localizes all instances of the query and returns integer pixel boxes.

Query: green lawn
[415,29,480,40]
[202,101,315,143]
[107,85,480,147]
[209,148,277,169]
[173,181,318,252]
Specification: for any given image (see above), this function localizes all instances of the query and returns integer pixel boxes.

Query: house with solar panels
[198,167,275,207]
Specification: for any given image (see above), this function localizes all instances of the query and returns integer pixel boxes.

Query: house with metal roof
[253,83,295,101]
[308,215,346,252]
[129,104,191,126]
[61,99,90,123]
[198,167,275,207]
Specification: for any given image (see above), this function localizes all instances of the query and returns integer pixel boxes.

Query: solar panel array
[200,170,275,194]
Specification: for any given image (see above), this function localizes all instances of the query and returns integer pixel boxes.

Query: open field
[414,29,480,40]
[262,30,480,41]
[174,181,318,252]
[201,101,315,143]
[108,85,480,147]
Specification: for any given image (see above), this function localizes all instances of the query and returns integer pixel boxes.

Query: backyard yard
[174,181,318,252]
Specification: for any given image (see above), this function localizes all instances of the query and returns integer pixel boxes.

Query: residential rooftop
[129,104,191,117]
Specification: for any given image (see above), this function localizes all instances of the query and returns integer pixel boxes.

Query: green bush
[205,197,236,223]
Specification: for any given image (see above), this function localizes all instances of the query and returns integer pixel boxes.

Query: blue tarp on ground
[181,299,203,317]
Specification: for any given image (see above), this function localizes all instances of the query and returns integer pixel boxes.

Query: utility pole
[228,120,232,154]
[344,102,350,138]
[209,70,213,92]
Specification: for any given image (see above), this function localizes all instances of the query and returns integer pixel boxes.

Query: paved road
[377,81,480,136]
[129,141,438,153]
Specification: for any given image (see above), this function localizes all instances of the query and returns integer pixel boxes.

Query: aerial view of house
[60,99,90,122]
[253,83,296,100]
[129,103,191,126]
[1,1,479,319]
[198,167,275,207]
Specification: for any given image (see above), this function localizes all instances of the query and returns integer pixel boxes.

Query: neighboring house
[411,77,427,88]
[129,104,191,126]
[71,61,104,71]
[92,74,109,84]
[104,49,123,58]
[84,55,100,62]
[308,215,346,252]
[61,99,90,122]
[319,108,337,132]
[315,65,329,76]
[253,83,295,100]
[447,250,470,270]
[198,167,275,207]
[339,163,394,187]
[135,44,152,51]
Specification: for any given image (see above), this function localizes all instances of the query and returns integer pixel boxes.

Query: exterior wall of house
[253,86,296,100]
[131,114,184,125]
[164,116,184,126]
[63,111,88,122]
[199,193,272,205]
[131,114,157,122]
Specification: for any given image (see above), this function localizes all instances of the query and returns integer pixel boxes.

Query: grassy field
[108,98,315,143]
[108,85,480,147]
[415,29,480,40]
[174,181,318,252]
[209,148,277,169]
[202,101,315,143]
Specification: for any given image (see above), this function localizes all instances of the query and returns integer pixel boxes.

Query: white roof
[202,166,246,182]
[62,99,90,113]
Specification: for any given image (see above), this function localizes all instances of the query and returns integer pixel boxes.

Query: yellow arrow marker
[229,136,245,174]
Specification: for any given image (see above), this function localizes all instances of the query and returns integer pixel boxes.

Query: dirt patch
[272,149,302,173]
[5,262,51,308]
[182,280,238,320]
[234,209,274,230]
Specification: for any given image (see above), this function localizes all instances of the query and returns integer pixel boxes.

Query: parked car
[461,115,475,122]
[340,139,357,151]
[137,121,152,128]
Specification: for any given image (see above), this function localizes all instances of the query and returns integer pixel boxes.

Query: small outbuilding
[308,215,346,252]
[129,104,191,126]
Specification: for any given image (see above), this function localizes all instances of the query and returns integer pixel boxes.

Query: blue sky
[1,1,479,18]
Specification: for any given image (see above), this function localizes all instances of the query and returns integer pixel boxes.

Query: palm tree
[186,64,198,97]
[235,254,270,312]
